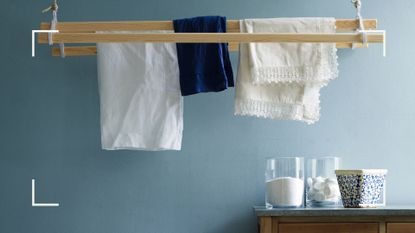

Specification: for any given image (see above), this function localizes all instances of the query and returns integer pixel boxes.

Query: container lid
[335,169,388,175]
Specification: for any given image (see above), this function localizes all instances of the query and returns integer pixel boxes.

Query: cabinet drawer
[388,223,415,233]
[279,223,379,233]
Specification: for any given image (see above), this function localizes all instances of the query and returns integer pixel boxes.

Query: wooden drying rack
[38,19,383,57]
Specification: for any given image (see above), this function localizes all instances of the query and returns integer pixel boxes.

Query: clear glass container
[306,157,341,207]
[265,157,304,209]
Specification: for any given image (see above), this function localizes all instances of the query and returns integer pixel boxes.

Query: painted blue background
[1,0,414,232]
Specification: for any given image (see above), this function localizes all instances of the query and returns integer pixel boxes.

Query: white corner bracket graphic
[32,179,60,207]
[361,29,387,57]
[32,30,59,57]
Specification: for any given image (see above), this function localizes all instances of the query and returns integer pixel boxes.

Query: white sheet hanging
[97,31,183,150]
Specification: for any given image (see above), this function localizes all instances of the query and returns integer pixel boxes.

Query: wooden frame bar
[52,42,368,57]
[38,19,381,57]
[39,19,377,32]
[39,32,383,44]
[52,46,97,56]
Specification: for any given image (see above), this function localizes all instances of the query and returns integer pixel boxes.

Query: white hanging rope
[49,11,57,46]
[43,0,65,58]
[352,0,368,48]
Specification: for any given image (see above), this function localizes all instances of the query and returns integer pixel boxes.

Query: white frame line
[32,179,59,207]
[361,30,386,57]
[32,30,59,57]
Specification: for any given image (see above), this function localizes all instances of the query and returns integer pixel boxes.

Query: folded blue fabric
[173,16,234,96]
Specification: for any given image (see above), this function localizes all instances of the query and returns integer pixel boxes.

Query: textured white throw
[235,18,338,124]
[97,31,183,150]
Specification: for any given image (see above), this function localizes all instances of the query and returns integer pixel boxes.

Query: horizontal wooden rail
[52,46,97,56]
[51,42,368,57]
[38,32,383,44]
[40,19,377,32]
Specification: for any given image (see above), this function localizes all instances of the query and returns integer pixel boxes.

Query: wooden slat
[336,19,377,31]
[51,42,367,56]
[260,217,273,233]
[384,216,415,222]
[40,21,241,32]
[38,32,384,44]
[379,221,386,233]
[387,223,415,233]
[279,223,379,233]
[272,217,279,233]
[337,42,367,48]
[228,42,238,51]
[52,46,97,56]
[40,19,377,32]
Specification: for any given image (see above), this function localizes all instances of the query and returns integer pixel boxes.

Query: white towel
[235,18,338,124]
[97,31,183,150]
[245,18,338,84]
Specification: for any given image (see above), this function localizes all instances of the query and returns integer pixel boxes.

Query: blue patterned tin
[335,169,387,208]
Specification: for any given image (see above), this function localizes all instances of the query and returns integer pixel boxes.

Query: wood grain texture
[38,32,383,44]
[260,217,273,233]
[39,19,377,32]
[50,42,366,56]
[272,217,279,233]
[276,216,387,223]
[52,46,97,56]
[379,221,386,233]
[387,223,415,233]
[279,223,379,233]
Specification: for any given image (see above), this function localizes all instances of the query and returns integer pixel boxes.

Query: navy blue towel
[173,16,234,96]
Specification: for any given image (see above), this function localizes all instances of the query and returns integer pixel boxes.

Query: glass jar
[305,157,341,207]
[265,157,304,209]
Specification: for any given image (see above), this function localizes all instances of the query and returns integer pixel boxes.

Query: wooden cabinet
[279,223,379,233]
[255,207,415,233]
[387,223,415,233]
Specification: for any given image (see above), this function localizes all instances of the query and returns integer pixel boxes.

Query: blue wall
[1,0,414,232]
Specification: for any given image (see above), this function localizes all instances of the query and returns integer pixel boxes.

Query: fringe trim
[234,98,318,124]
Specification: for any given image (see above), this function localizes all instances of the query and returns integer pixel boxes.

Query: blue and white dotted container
[335,169,387,208]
